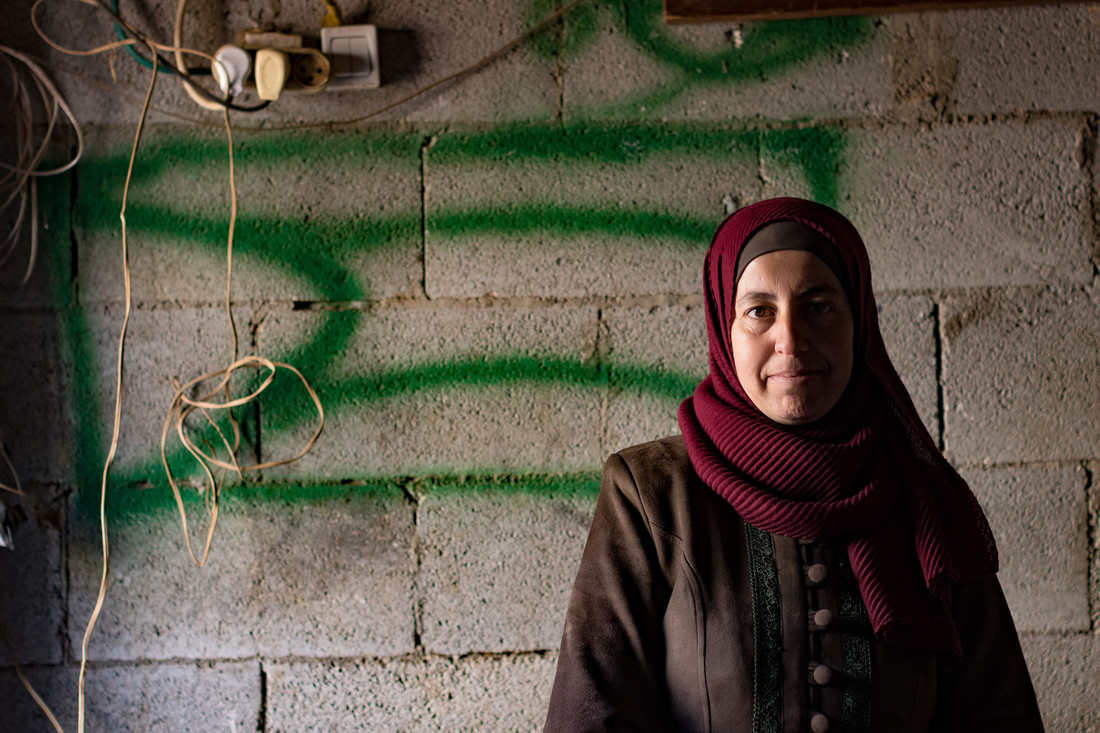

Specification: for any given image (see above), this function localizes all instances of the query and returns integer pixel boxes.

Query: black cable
[109,0,210,75]
[91,0,269,112]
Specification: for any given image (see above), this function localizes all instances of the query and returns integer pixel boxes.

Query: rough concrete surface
[0,313,73,485]
[257,304,605,479]
[79,304,252,478]
[559,3,892,121]
[425,131,755,299]
[418,487,594,654]
[940,286,1100,464]
[266,653,557,732]
[964,464,1089,633]
[0,504,63,666]
[1021,635,1100,733]
[950,4,1100,115]
[0,661,261,733]
[875,294,939,437]
[75,126,424,305]
[842,120,1091,291]
[67,488,416,661]
[602,302,707,452]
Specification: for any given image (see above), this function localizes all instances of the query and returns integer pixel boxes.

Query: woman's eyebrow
[734,289,776,305]
[797,283,843,298]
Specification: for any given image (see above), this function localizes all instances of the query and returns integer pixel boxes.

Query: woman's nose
[775,312,809,354]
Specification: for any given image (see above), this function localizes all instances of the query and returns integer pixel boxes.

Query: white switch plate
[320,25,380,90]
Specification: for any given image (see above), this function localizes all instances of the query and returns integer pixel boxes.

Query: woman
[544,198,1043,732]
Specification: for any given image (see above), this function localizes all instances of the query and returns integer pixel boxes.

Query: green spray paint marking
[620,1,869,82]
[78,472,603,520]
[763,128,848,212]
[524,0,872,117]
[69,121,847,514]
[264,354,699,426]
[428,123,761,164]
[72,349,698,519]
[430,205,713,245]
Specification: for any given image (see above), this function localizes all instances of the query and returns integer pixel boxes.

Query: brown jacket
[545,436,1043,732]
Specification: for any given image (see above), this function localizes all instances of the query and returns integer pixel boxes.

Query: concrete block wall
[1,0,1098,729]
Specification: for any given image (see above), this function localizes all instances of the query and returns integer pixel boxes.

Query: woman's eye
[746,306,770,318]
[808,301,834,314]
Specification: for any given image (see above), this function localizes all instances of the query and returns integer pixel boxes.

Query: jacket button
[805,563,828,585]
[807,661,833,685]
[810,711,830,732]
[807,608,834,630]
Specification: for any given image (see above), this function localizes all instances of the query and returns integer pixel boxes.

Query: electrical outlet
[320,24,380,90]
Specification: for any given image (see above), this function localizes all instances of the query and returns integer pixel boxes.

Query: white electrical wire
[173,0,222,111]
[0,45,83,287]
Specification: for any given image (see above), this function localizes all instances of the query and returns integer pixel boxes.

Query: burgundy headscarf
[678,197,998,658]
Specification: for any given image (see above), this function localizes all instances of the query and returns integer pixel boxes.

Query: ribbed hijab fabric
[677,197,998,658]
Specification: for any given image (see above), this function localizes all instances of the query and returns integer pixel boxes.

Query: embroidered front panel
[840,585,872,732]
[745,522,782,733]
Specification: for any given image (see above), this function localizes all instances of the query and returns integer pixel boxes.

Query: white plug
[212,45,252,97]
[255,48,291,100]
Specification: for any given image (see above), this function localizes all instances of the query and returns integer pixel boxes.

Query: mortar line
[251,310,265,467]
[419,137,432,299]
[69,159,80,300]
[405,480,426,653]
[555,0,565,123]
[930,297,947,453]
[1080,115,1100,273]
[595,307,610,457]
[1083,462,1097,633]
[59,485,73,665]
[256,660,267,732]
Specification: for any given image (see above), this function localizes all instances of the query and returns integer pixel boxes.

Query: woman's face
[730,249,854,425]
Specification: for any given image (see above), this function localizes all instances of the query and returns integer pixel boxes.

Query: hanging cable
[172,0,224,112]
[31,0,268,112]
[0,45,83,288]
[108,0,209,75]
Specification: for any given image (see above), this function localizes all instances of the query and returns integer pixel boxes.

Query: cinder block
[877,294,938,438]
[602,302,707,454]
[0,498,63,665]
[963,464,1089,633]
[76,127,422,305]
[0,661,260,733]
[1020,635,1100,733]
[258,304,604,480]
[77,304,247,483]
[267,653,558,732]
[67,486,416,660]
[424,126,757,298]
[418,485,596,654]
[0,312,72,484]
[559,1,891,121]
[940,287,1100,464]
[948,5,1100,115]
[839,120,1091,290]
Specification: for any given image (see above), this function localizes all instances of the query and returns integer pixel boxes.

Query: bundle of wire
[0,45,82,288]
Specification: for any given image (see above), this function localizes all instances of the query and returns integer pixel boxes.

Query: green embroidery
[745,523,782,733]
[840,586,873,732]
